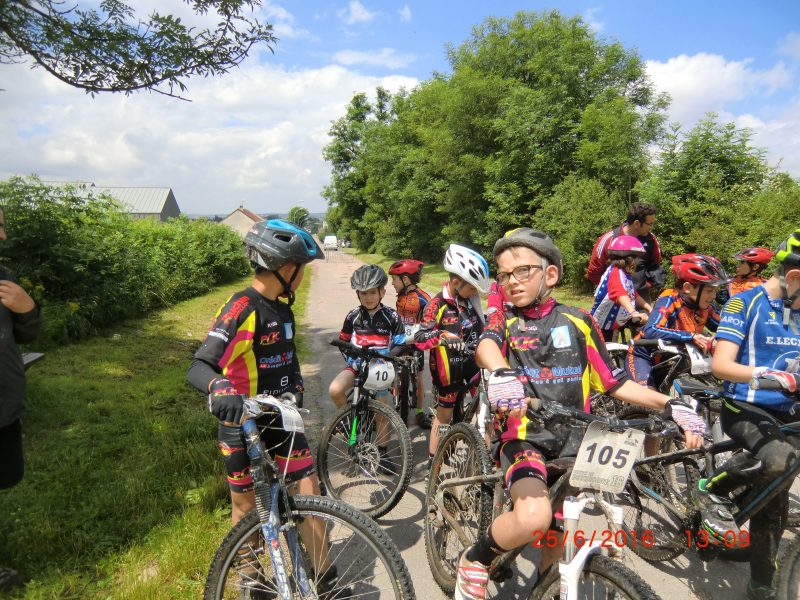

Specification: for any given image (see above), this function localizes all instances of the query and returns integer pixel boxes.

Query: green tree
[0,0,275,97]
[286,206,310,229]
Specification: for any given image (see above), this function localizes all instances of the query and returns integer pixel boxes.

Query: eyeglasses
[496,264,542,285]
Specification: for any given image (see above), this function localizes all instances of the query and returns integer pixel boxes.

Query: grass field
[1,269,312,599]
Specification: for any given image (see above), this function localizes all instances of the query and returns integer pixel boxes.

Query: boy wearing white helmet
[414,243,490,464]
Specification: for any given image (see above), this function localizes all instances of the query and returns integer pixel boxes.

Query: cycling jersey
[338,304,405,353]
[728,274,767,298]
[395,286,431,335]
[193,287,302,397]
[481,298,626,451]
[715,285,800,411]
[415,285,483,399]
[586,225,662,287]
[590,265,636,331]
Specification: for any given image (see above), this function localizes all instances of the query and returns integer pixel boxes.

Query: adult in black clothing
[0,206,42,589]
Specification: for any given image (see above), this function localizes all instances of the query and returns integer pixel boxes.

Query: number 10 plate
[569,421,645,494]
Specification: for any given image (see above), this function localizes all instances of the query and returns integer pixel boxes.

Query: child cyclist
[388,259,433,429]
[187,220,340,596]
[455,228,705,600]
[328,264,406,407]
[626,254,727,389]
[728,247,774,298]
[414,244,489,466]
[590,235,653,342]
[699,230,800,600]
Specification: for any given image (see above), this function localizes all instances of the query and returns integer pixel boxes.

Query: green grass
[344,248,593,309]
[1,267,313,599]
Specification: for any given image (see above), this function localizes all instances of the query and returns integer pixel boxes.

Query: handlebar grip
[749,378,789,391]
[632,338,661,347]
[330,338,353,351]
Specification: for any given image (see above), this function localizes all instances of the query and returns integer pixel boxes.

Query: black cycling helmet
[493,228,564,284]
[244,219,324,271]
[351,264,388,291]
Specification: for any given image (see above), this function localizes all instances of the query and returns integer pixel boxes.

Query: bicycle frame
[632,421,800,527]
[241,401,315,600]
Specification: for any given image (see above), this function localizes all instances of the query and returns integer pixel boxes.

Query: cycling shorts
[498,440,547,488]
[218,416,314,494]
[431,353,479,408]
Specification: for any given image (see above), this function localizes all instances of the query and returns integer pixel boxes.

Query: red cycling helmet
[733,247,775,265]
[671,254,729,286]
[389,259,424,276]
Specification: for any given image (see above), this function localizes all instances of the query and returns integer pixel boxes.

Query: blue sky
[1,1,799,215]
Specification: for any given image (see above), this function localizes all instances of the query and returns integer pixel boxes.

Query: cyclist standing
[703,229,800,600]
[187,220,323,527]
[414,244,489,467]
[389,259,433,429]
[455,228,705,600]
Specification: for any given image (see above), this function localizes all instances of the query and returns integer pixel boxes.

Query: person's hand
[440,333,466,353]
[487,369,527,417]
[664,399,707,441]
[691,333,714,354]
[630,311,646,324]
[208,378,245,424]
[751,368,799,393]
[0,280,35,314]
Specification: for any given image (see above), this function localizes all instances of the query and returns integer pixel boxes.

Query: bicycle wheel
[424,422,493,595]
[204,495,416,600]
[530,554,659,600]
[777,532,800,600]
[614,405,698,561]
[316,398,412,518]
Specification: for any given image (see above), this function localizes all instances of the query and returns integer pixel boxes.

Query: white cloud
[583,8,604,33]
[398,5,412,22]
[646,53,792,127]
[333,48,416,69]
[736,102,800,175]
[338,1,377,25]
[778,32,800,61]
[0,62,417,214]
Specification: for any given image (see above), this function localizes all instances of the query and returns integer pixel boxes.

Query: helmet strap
[779,266,800,326]
[272,264,301,306]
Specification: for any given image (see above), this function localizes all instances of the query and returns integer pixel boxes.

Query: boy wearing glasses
[453,228,705,600]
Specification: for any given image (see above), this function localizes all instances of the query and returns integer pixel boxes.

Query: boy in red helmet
[389,259,433,429]
[626,253,727,388]
[728,247,774,298]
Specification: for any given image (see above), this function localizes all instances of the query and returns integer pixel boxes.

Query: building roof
[97,187,174,214]
[224,207,263,222]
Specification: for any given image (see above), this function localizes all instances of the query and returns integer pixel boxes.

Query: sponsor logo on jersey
[258,350,294,369]
[222,296,250,323]
[260,331,281,345]
[551,325,571,349]
[208,329,229,342]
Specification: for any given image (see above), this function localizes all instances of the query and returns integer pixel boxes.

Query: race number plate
[569,421,645,494]
[686,343,712,375]
[259,397,305,433]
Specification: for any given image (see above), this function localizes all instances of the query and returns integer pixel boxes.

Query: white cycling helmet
[444,243,490,294]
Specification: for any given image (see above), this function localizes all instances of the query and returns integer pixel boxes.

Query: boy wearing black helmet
[453,228,705,600]
[187,219,324,528]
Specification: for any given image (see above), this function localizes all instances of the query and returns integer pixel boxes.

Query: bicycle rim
[317,399,412,518]
[424,422,493,594]
[204,495,415,599]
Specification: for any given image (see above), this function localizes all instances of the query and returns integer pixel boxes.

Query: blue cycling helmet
[244,219,324,271]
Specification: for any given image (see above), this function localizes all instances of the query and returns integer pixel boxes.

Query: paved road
[299,253,795,600]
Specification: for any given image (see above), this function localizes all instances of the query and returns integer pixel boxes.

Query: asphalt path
[299,253,796,600]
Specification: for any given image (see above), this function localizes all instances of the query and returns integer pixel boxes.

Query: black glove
[389,345,406,357]
[208,378,245,423]
[441,336,466,353]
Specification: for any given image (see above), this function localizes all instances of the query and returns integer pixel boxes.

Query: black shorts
[0,419,24,490]
[218,414,314,494]
[498,439,548,488]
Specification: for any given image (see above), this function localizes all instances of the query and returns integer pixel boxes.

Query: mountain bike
[424,398,672,599]
[316,339,413,518]
[204,393,416,600]
[615,378,800,567]
[391,346,422,427]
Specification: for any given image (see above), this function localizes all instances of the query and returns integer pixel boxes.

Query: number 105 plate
[569,421,645,494]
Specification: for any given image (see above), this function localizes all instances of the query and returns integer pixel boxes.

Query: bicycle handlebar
[527,396,676,435]
[329,338,401,364]
[749,376,800,393]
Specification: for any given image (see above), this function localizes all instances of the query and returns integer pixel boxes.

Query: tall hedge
[0,177,249,344]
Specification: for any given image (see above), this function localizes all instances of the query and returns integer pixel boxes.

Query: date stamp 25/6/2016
[530,529,750,549]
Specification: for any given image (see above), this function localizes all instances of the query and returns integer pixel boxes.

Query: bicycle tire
[529,554,660,600]
[614,405,698,562]
[424,422,493,595]
[776,532,800,600]
[204,495,416,600]
[316,398,413,518]
[395,362,410,427]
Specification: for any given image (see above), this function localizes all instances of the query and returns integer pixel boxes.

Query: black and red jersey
[338,304,406,353]
[481,298,626,447]
[414,284,483,352]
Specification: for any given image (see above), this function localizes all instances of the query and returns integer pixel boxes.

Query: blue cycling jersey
[715,285,800,411]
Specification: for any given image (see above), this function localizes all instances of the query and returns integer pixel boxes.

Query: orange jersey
[728,275,766,298]
[395,287,432,327]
